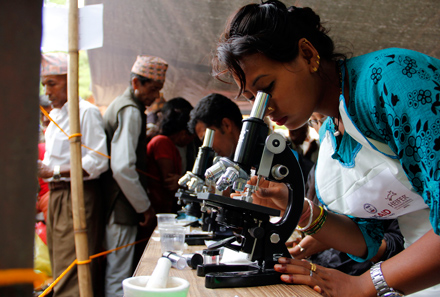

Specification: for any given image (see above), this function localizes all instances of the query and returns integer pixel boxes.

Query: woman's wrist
[298,198,312,224]
[296,198,314,231]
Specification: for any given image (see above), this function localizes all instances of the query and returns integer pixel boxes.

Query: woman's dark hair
[160,97,193,136]
[161,97,193,117]
[213,0,345,96]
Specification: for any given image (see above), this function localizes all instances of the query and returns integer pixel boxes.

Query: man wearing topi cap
[102,55,168,296]
[38,52,109,296]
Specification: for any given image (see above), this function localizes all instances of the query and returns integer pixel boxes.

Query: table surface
[134,231,321,297]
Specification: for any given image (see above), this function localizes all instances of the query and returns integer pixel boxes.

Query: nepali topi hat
[131,55,168,83]
[41,52,68,76]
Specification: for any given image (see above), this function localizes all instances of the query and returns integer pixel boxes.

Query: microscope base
[197,264,282,288]
[205,269,282,288]
[197,263,258,277]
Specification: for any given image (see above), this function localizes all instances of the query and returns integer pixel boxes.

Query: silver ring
[309,270,313,277]
[298,244,305,252]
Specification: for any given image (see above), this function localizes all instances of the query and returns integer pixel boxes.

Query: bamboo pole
[68,0,93,296]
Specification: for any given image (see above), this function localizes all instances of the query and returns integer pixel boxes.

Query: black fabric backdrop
[85,0,440,112]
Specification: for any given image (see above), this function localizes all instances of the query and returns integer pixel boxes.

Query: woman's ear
[298,38,320,73]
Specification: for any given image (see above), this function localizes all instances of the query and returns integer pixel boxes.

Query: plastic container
[202,249,220,265]
[160,226,186,255]
[156,213,177,228]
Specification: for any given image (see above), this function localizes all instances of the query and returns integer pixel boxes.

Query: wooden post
[68,0,93,296]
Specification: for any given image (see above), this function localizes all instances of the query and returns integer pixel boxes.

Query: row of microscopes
[175,91,305,289]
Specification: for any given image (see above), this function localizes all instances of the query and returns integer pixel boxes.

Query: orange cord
[37,237,149,297]
[40,105,160,181]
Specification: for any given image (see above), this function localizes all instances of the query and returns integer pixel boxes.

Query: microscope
[196,91,305,289]
[177,128,216,219]
[176,128,231,243]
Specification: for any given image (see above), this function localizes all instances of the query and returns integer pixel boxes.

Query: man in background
[103,55,168,297]
[38,52,109,297]
[188,93,242,158]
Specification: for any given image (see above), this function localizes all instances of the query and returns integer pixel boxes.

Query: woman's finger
[274,257,357,297]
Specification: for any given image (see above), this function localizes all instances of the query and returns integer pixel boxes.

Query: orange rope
[37,237,149,297]
[40,105,110,159]
[68,133,82,139]
[32,105,181,295]
[40,105,160,181]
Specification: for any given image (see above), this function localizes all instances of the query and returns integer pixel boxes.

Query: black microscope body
[196,92,305,288]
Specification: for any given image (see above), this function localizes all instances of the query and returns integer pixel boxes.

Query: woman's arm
[275,229,440,296]
[251,176,370,257]
[379,229,440,294]
[156,158,180,191]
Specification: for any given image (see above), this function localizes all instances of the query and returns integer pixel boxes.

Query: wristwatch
[370,261,404,296]
[53,165,61,181]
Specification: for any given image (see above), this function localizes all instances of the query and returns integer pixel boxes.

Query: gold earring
[316,60,320,65]
[312,67,318,72]
[268,106,274,112]
[317,55,320,59]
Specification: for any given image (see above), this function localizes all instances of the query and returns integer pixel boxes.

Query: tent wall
[0,1,43,296]
[85,0,440,112]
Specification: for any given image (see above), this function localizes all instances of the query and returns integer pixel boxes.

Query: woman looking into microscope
[212,1,440,296]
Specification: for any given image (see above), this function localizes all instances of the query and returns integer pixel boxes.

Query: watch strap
[53,165,61,181]
[370,261,404,297]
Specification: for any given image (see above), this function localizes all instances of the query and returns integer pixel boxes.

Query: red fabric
[35,221,47,245]
[146,135,182,176]
[36,191,50,222]
[38,143,49,197]
[146,135,181,213]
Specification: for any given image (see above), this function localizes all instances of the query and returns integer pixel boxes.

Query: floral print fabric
[340,48,440,252]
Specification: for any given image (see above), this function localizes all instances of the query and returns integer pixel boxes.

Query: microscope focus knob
[266,133,286,154]
[271,164,289,180]
[248,227,265,239]
[270,233,280,244]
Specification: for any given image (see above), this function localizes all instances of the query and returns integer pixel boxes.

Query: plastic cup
[160,226,186,255]
[156,213,177,228]
[123,275,189,297]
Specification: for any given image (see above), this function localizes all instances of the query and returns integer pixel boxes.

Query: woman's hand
[274,257,364,297]
[249,176,290,214]
[289,235,331,260]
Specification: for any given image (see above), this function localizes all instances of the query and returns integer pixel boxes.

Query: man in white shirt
[38,52,109,297]
[102,55,168,297]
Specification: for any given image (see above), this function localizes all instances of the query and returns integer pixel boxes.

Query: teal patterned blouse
[319,48,440,261]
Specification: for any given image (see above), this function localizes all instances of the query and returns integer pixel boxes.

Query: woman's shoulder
[347,48,440,73]
[148,134,173,145]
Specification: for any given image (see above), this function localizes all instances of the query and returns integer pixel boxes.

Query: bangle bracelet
[304,208,328,236]
[296,198,314,231]
[298,198,312,223]
[310,206,324,227]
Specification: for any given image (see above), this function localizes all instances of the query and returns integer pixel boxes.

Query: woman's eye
[262,82,274,94]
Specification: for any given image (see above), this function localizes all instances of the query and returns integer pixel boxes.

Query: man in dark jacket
[103,55,168,297]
